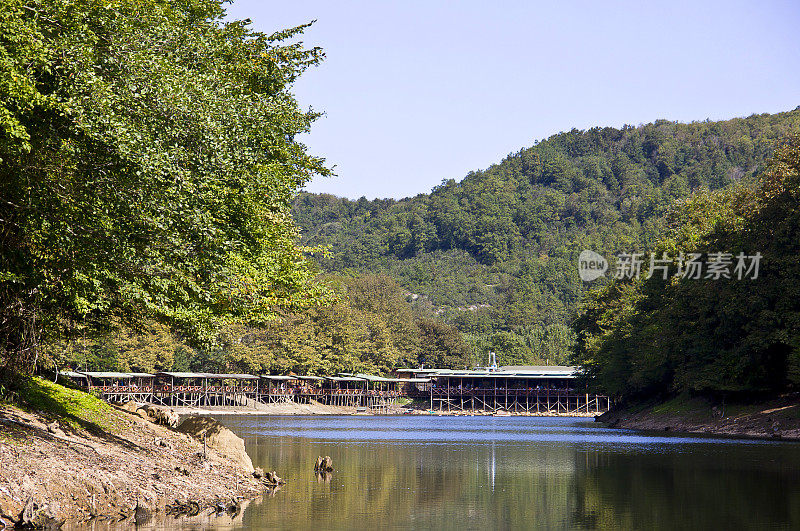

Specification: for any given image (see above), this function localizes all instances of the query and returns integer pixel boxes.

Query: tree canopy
[292,111,800,366]
[572,134,800,400]
[53,274,472,375]
[0,0,330,373]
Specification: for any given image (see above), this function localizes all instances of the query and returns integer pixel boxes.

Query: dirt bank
[598,393,800,440]
[0,378,273,528]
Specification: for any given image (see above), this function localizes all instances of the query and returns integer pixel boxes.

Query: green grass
[647,394,719,421]
[646,393,775,420]
[407,397,431,409]
[650,394,701,414]
[12,376,120,432]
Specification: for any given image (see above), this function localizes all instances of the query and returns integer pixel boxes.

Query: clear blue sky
[226,0,800,200]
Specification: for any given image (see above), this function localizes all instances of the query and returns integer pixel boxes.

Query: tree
[0,0,331,373]
[416,318,470,369]
[46,320,189,373]
[572,134,800,400]
[292,109,800,368]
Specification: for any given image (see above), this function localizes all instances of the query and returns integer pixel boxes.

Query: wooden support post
[446,377,450,412]
[546,387,550,413]
[491,381,495,412]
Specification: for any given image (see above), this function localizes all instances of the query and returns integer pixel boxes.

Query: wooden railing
[428,388,576,396]
[93,385,399,397]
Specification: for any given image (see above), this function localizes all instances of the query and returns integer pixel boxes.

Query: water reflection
[65,498,255,531]
[203,416,800,530]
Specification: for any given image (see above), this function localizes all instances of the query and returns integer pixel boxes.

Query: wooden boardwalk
[87,381,399,412]
[64,366,611,415]
[425,388,610,415]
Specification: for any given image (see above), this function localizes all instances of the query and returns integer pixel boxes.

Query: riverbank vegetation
[44,273,471,375]
[597,391,800,439]
[1,376,116,433]
[0,0,329,376]
[576,135,800,404]
[573,133,800,404]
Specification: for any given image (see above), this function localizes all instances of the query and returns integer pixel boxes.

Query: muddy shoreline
[0,399,273,528]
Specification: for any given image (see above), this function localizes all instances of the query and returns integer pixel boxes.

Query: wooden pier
[398,366,611,415]
[64,371,406,413]
[62,365,610,415]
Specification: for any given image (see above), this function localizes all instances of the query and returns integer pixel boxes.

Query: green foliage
[293,111,800,364]
[60,274,471,375]
[11,376,117,432]
[0,0,330,372]
[416,317,471,369]
[46,320,193,373]
[573,134,800,399]
[203,274,470,375]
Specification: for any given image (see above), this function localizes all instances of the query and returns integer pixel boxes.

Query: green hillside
[293,109,800,366]
[574,133,800,399]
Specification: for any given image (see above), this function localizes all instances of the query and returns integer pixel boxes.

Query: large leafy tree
[0,0,330,373]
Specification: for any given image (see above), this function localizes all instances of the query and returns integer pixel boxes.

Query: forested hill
[574,132,800,400]
[293,109,800,366]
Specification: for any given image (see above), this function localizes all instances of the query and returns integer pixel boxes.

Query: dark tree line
[573,134,800,399]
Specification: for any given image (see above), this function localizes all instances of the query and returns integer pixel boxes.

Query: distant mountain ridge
[293,109,800,366]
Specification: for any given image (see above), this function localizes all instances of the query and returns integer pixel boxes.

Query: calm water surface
[196,415,800,529]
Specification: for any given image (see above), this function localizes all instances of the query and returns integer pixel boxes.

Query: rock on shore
[121,401,180,428]
[177,416,254,473]
[0,398,264,526]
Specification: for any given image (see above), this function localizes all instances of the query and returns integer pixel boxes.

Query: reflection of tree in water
[239,434,586,528]
[572,447,800,530]
[221,418,800,530]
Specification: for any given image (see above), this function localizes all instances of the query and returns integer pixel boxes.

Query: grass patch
[396,397,413,406]
[627,392,800,422]
[648,394,718,420]
[621,398,661,415]
[407,397,431,409]
[650,394,701,415]
[12,376,121,433]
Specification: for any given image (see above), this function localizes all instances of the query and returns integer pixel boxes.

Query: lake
[187,415,800,529]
